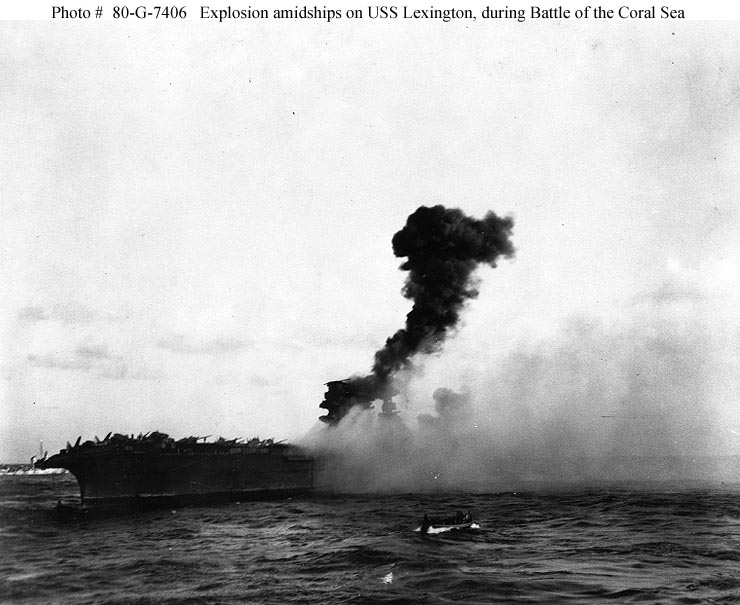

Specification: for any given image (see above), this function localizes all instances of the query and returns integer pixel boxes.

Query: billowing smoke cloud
[320,205,514,422]
[303,306,738,492]
[375,205,514,379]
[418,388,472,430]
[307,204,738,492]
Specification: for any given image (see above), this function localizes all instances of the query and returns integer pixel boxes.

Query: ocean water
[2,475,740,604]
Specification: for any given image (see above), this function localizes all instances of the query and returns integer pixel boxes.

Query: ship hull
[66,487,313,511]
[40,445,314,509]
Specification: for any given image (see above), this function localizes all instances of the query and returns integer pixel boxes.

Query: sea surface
[2,475,740,604]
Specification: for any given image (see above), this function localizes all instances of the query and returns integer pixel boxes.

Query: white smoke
[301,278,740,491]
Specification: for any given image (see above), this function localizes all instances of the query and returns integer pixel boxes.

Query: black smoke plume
[320,205,514,423]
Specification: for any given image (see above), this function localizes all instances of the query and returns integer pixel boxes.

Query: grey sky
[1,18,739,463]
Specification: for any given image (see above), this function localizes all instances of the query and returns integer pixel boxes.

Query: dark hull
[53,488,313,518]
[40,445,314,508]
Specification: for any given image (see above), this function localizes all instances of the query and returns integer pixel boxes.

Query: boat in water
[36,431,314,509]
[0,441,67,476]
[0,465,66,476]
[419,511,475,534]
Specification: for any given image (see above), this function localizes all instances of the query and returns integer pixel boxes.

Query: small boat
[0,442,67,476]
[419,511,474,534]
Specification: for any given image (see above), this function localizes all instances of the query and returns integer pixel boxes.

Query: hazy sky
[1,16,739,464]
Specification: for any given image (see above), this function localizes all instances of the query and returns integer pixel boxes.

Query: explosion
[319,205,514,423]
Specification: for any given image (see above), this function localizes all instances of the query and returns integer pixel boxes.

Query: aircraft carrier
[36,431,314,509]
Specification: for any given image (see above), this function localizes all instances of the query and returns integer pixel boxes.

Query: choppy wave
[3,476,740,603]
